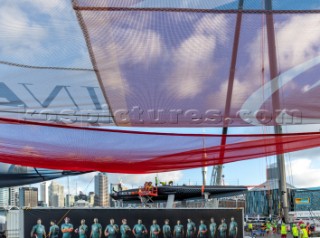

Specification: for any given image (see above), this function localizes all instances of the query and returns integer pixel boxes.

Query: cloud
[275,15,320,71]
[0,3,47,60]
[287,145,320,160]
[0,0,91,68]
[53,171,183,194]
[289,158,320,188]
[21,0,67,14]
[109,171,183,188]
[136,0,236,9]
[167,15,228,100]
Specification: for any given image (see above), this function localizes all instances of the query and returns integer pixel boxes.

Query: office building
[0,188,9,207]
[19,187,38,207]
[65,194,75,207]
[94,173,109,206]
[9,187,19,206]
[40,182,48,205]
[88,192,95,206]
[49,181,64,207]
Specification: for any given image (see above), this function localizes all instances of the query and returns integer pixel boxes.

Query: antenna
[201,129,207,186]
[67,176,70,195]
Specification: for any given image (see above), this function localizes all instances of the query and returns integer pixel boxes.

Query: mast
[264,0,289,222]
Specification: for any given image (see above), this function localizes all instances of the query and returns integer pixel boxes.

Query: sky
[1,0,320,195]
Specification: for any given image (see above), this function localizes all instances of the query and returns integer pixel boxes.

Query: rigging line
[73,0,118,125]
[73,6,320,14]
[54,209,72,227]
[0,109,112,118]
[0,60,94,72]
[84,172,95,194]
[33,167,45,181]
[0,109,113,118]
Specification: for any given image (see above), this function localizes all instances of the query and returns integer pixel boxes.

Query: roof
[249,179,295,191]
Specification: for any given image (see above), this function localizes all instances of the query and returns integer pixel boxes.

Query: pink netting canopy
[0,118,319,173]
[72,0,320,127]
[0,0,320,173]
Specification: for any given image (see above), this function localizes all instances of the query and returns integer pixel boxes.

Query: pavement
[244,231,294,237]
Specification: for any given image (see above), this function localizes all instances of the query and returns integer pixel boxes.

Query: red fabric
[73,2,320,127]
[0,117,319,173]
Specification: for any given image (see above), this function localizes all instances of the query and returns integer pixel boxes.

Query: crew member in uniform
[61,217,74,238]
[150,220,161,238]
[120,219,131,238]
[228,217,237,238]
[218,219,227,238]
[209,218,216,238]
[174,220,184,238]
[105,219,119,238]
[163,219,172,238]
[198,220,207,238]
[186,219,196,238]
[77,219,88,238]
[48,220,59,238]
[90,218,102,238]
[133,219,147,238]
[31,219,46,238]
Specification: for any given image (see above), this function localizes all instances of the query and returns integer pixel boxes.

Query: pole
[264,0,289,223]
[202,167,207,186]
[202,132,207,186]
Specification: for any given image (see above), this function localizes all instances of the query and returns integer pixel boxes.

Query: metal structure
[138,186,158,206]
[264,0,289,222]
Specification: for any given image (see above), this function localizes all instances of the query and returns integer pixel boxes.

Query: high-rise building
[9,187,19,206]
[65,194,75,207]
[49,181,64,207]
[19,187,38,207]
[40,182,48,205]
[94,173,109,206]
[88,192,95,206]
[0,188,9,206]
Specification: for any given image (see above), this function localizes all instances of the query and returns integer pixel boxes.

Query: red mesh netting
[1,1,320,172]
[0,117,319,173]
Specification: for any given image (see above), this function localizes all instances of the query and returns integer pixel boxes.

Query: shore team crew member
[281,221,287,238]
[90,218,102,238]
[77,219,88,238]
[105,219,119,238]
[133,219,147,238]
[186,219,196,238]
[209,218,216,238]
[120,219,131,238]
[150,219,161,238]
[291,224,299,238]
[61,217,73,238]
[198,220,207,238]
[48,220,59,238]
[300,224,308,238]
[174,220,184,238]
[163,219,172,238]
[218,219,227,238]
[31,219,46,238]
[229,217,238,238]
